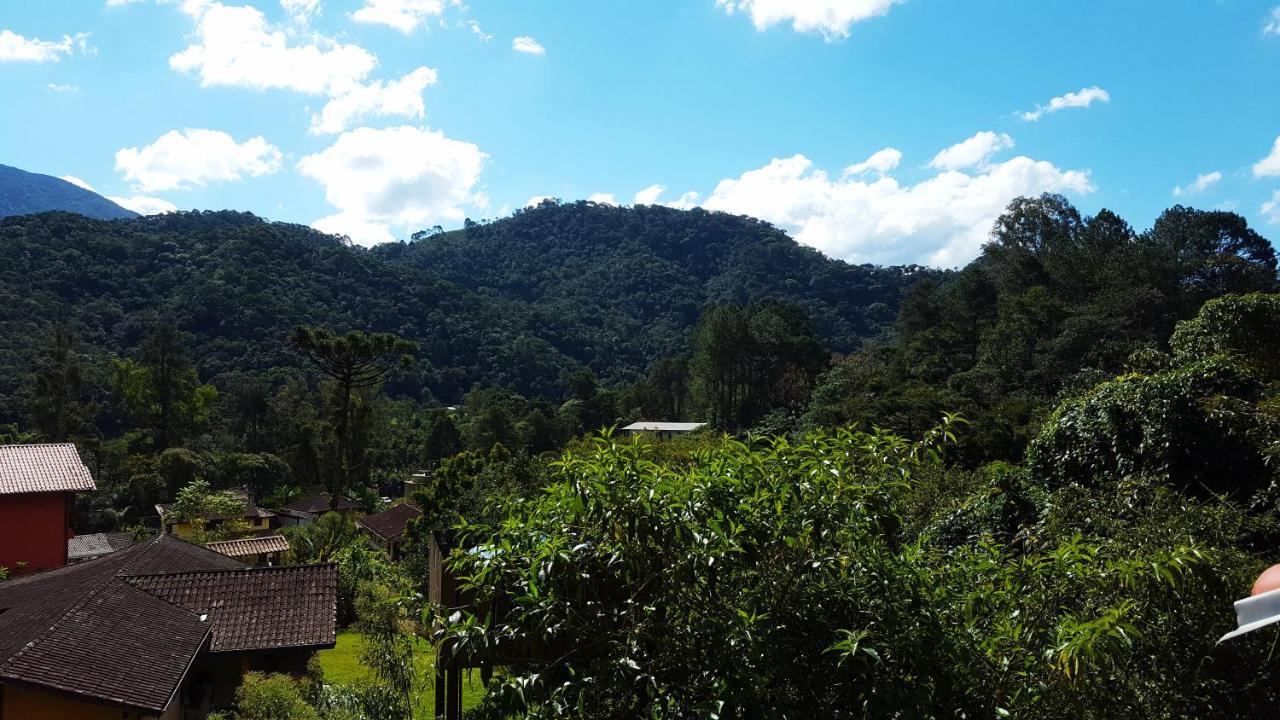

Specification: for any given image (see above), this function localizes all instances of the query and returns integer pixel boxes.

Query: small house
[357,502,422,561]
[620,421,708,440]
[0,443,96,574]
[273,492,366,527]
[0,534,336,718]
[156,488,278,540]
[206,534,290,566]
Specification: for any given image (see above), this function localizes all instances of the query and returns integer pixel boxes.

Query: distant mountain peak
[0,164,138,221]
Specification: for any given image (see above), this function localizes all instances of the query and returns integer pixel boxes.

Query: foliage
[292,325,417,509]
[217,672,322,720]
[169,478,250,543]
[441,422,1277,719]
[805,195,1278,462]
[690,301,827,430]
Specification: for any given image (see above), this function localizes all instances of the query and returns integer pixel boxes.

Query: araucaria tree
[291,326,417,509]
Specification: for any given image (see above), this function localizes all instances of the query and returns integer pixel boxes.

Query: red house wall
[0,492,71,574]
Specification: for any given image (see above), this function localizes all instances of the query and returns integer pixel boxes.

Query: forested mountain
[0,164,137,220]
[0,205,924,421]
[377,201,932,374]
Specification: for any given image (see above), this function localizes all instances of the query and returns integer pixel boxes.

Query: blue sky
[3,0,1280,266]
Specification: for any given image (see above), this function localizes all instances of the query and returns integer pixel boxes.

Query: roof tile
[0,443,95,495]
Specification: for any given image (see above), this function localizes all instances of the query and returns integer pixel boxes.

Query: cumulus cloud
[297,125,487,246]
[115,128,283,193]
[701,140,1093,266]
[310,66,438,134]
[1253,135,1280,177]
[60,175,96,191]
[1262,191,1280,223]
[1020,86,1110,122]
[110,194,179,215]
[633,184,666,205]
[1172,171,1222,197]
[169,1,376,95]
[512,36,546,55]
[715,0,901,40]
[1265,7,1280,36]
[525,195,555,208]
[587,193,617,205]
[0,30,90,62]
[47,83,81,94]
[928,131,1014,171]
[843,147,901,177]
[352,0,452,33]
[60,174,176,216]
[280,0,321,23]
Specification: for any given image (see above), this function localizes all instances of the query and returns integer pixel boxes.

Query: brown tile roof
[67,531,139,561]
[206,535,290,558]
[0,535,238,713]
[281,492,365,515]
[357,502,422,541]
[0,580,210,713]
[0,443,95,495]
[125,564,337,652]
[0,535,337,712]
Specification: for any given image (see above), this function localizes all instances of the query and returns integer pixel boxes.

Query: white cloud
[105,0,147,6]
[928,131,1014,171]
[0,30,90,62]
[1265,7,1280,36]
[115,128,283,192]
[297,125,487,246]
[170,1,376,95]
[512,36,546,55]
[1261,191,1280,223]
[47,83,81,95]
[280,0,321,23]
[310,66,438,135]
[701,141,1093,266]
[1020,86,1110,122]
[109,194,179,215]
[525,195,555,208]
[843,147,901,177]
[466,20,492,41]
[1172,171,1222,197]
[352,0,451,34]
[587,193,617,205]
[1253,135,1280,177]
[633,184,666,205]
[628,184,702,209]
[60,175,96,191]
[715,0,900,41]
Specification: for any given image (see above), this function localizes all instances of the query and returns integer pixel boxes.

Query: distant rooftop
[67,531,138,562]
[0,535,336,713]
[206,535,290,559]
[0,443,95,495]
[357,503,422,542]
[279,492,365,516]
[621,422,708,433]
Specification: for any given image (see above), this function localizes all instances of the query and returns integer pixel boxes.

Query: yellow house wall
[2,683,163,720]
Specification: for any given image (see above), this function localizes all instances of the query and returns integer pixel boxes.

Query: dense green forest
[0,164,137,220]
[377,201,926,371]
[2,192,1279,719]
[0,202,927,416]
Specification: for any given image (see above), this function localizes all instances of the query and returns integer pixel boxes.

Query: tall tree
[112,322,216,448]
[25,327,95,441]
[291,326,416,510]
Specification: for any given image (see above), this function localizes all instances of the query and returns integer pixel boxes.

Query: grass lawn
[316,631,488,717]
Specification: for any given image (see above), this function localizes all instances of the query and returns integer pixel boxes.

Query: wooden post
[446,658,463,720]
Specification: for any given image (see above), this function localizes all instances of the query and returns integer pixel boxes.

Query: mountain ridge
[0,164,138,221]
